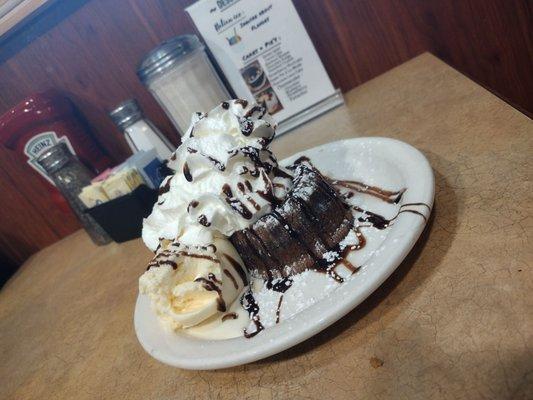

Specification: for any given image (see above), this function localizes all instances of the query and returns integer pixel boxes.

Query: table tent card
[186,0,344,135]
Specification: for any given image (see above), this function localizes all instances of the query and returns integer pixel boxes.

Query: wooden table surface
[1,53,531,400]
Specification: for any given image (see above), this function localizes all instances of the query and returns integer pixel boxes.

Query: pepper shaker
[37,143,111,245]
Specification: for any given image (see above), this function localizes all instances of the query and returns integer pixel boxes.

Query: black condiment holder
[85,185,158,243]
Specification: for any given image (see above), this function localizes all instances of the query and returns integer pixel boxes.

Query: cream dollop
[142,100,292,251]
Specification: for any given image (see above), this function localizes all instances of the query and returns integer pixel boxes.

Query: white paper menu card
[186,0,344,135]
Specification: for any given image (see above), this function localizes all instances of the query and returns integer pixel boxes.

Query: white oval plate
[134,137,434,369]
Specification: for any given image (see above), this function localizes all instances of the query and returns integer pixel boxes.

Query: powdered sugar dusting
[249,269,343,331]
[322,251,338,262]
[340,229,359,248]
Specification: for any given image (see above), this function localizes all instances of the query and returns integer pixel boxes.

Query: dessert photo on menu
[0,0,531,399]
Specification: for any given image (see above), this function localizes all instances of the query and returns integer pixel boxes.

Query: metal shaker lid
[37,142,72,174]
[109,99,143,130]
[137,34,204,84]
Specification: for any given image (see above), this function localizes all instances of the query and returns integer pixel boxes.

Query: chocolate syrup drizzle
[146,257,177,271]
[241,289,264,338]
[222,312,238,322]
[205,244,217,252]
[225,197,253,219]
[223,269,238,290]
[221,183,256,220]
[275,295,283,324]
[194,277,226,312]
[147,249,175,270]
[266,276,294,293]
[327,168,432,232]
[150,246,206,271]
[179,252,218,262]
[208,273,221,284]
[186,146,227,173]
[236,182,246,193]
[183,162,193,182]
[206,156,226,171]
[187,200,199,213]
[222,183,233,198]
[197,214,211,227]
[333,179,406,204]
[234,99,249,108]
[232,146,276,175]
[287,155,310,168]
[255,170,281,205]
[239,117,254,136]
[244,105,266,119]
[223,253,248,286]
[351,201,430,230]
[147,244,220,272]
[247,197,261,211]
[158,177,172,195]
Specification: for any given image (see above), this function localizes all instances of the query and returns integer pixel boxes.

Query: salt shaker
[37,143,111,245]
[137,34,230,136]
[109,99,174,160]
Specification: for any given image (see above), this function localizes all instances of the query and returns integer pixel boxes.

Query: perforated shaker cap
[137,34,204,84]
[37,142,72,174]
[109,99,143,130]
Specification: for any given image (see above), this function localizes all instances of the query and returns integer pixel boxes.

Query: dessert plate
[134,137,434,369]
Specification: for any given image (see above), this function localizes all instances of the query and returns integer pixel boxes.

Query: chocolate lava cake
[230,161,353,279]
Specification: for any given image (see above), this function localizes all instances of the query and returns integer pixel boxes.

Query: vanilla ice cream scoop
[139,236,248,329]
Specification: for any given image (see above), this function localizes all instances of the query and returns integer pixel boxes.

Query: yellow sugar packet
[78,181,109,208]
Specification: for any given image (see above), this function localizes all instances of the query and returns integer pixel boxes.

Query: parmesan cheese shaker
[137,35,230,136]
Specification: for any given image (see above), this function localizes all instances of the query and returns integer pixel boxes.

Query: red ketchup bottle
[0,90,113,213]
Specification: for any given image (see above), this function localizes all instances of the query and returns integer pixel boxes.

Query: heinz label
[23,131,75,185]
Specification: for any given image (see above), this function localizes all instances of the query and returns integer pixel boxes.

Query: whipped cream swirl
[142,100,293,251]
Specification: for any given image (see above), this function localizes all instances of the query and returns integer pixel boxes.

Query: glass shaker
[37,143,111,245]
[137,34,230,136]
[109,99,174,160]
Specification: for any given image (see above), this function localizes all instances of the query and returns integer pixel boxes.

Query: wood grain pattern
[0,0,531,267]
[294,0,533,114]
